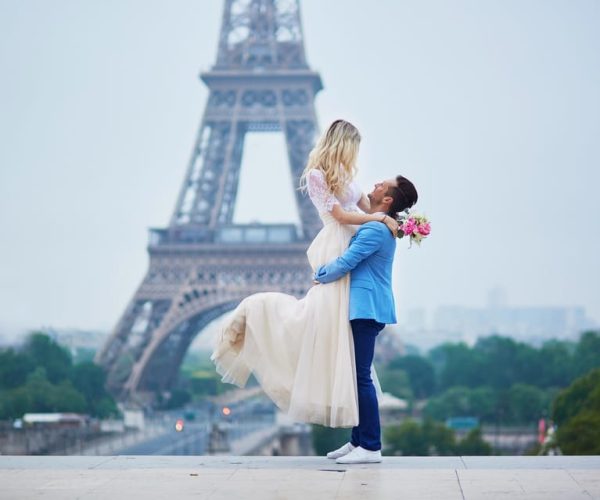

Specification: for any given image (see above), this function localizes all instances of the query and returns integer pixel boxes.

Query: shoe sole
[335,459,382,464]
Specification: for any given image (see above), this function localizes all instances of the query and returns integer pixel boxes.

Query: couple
[211,119,418,464]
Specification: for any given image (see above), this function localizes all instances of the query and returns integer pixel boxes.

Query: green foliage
[468,386,498,421]
[0,368,86,415]
[429,342,485,391]
[23,333,72,384]
[384,419,491,456]
[507,383,551,423]
[421,419,456,455]
[536,340,574,387]
[552,368,600,455]
[475,336,536,389]
[0,349,34,389]
[412,331,600,426]
[573,332,600,378]
[424,384,554,425]
[71,362,118,418]
[71,347,97,365]
[378,368,413,401]
[552,368,600,426]
[0,332,117,420]
[181,351,217,373]
[455,428,493,455]
[426,333,599,393]
[388,355,435,398]
[425,386,496,422]
[385,420,429,456]
[425,386,474,420]
[311,425,349,456]
[160,389,192,410]
[180,351,234,398]
[555,411,600,455]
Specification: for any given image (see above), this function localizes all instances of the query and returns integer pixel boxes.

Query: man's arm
[313,223,384,284]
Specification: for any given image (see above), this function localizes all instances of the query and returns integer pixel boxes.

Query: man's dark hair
[386,175,418,217]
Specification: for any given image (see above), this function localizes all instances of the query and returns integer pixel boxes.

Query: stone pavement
[0,455,599,499]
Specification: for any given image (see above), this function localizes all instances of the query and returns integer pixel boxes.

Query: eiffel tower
[95,0,323,399]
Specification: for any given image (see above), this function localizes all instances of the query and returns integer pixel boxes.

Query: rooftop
[1,455,599,499]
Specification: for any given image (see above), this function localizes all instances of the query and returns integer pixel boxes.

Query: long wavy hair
[299,119,361,197]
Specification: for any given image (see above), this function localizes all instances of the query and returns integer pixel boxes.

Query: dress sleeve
[307,169,339,213]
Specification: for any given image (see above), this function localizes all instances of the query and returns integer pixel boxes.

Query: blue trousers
[350,318,385,451]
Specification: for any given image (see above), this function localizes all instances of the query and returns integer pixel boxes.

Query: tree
[0,377,85,418]
[474,336,539,389]
[573,331,600,378]
[425,386,476,421]
[536,340,574,388]
[385,419,458,456]
[422,419,456,455]
[0,332,117,419]
[385,420,428,456]
[71,362,118,418]
[162,389,192,410]
[0,386,30,420]
[552,368,600,426]
[311,425,349,456]
[555,411,600,455]
[468,386,497,421]
[507,383,548,424]
[388,355,435,398]
[23,333,72,384]
[378,368,413,400]
[51,380,87,413]
[456,428,492,455]
[0,349,34,389]
[552,368,600,455]
[428,343,484,391]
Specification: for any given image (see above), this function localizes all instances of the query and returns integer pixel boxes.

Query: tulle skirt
[211,214,361,427]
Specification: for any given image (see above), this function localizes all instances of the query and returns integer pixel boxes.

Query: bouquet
[397,210,431,246]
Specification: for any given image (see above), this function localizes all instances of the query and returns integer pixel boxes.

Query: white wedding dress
[211,169,371,427]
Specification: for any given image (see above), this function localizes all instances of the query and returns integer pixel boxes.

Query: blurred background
[0,0,599,457]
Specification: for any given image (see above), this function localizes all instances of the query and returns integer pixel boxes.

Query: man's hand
[312,279,321,285]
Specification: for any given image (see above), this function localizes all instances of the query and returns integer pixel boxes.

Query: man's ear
[382,195,394,206]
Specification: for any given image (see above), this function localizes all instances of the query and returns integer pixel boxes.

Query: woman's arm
[305,169,397,235]
[330,204,398,236]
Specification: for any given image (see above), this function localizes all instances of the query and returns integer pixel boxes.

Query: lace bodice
[307,169,362,214]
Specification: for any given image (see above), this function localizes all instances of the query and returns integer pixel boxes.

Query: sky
[0,0,599,339]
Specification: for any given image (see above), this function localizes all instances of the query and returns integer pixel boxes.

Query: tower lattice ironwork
[95,0,323,399]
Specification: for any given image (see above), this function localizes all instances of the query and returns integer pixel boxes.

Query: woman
[211,120,398,427]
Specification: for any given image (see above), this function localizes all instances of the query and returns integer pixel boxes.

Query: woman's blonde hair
[299,119,361,197]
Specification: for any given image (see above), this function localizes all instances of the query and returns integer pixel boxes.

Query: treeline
[551,367,600,454]
[312,420,492,457]
[378,331,600,425]
[0,333,117,420]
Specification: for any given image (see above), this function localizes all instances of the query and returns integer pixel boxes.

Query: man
[313,176,418,464]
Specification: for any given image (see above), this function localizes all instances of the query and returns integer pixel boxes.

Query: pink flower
[401,218,417,236]
[417,222,431,236]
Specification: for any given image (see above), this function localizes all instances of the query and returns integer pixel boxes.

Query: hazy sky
[1,0,599,337]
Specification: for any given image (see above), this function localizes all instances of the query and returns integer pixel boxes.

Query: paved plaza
[1,455,599,499]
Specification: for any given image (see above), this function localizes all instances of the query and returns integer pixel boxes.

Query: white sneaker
[326,442,355,459]
[335,446,382,464]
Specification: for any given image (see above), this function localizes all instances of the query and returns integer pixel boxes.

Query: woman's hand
[382,215,399,237]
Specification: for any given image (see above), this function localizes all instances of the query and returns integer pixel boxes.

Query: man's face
[367,179,396,205]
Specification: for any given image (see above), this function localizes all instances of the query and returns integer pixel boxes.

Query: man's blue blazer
[314,221,397,324]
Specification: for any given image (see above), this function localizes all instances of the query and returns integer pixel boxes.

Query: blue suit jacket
[314,221,397,324]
